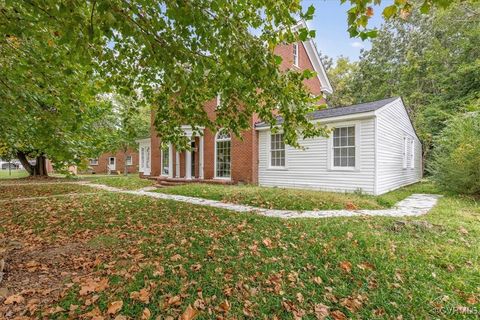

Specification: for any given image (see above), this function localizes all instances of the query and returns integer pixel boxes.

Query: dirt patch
[0,239,106,318]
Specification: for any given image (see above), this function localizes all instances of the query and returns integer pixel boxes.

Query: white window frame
[125,155,133,166]
[410,139,415,169]
[161,145,170,176]
[214,129,232,180]
[268,132,287,170]
[293,43,299,67]
[89,158,98,166]
[327,122,360,171]
[403,136,408,169]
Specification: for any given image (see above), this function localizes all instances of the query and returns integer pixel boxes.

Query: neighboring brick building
[89,148,139,174]
[138,21,332,185]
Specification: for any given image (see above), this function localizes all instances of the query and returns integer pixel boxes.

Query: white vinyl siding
[258,118,376,194]
[376,99,422,194]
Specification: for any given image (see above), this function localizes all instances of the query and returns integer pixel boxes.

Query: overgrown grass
[157,181,440,211]
[1,182,478,319]
[84,174,155,190]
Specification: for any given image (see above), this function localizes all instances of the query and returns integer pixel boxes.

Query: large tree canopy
[0,0,455,175]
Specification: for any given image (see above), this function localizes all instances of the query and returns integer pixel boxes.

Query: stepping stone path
[81,182,442,219]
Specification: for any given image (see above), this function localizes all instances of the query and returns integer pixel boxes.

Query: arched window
[215,130,231,178]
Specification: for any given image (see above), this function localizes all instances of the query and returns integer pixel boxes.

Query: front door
[108,157,116,171]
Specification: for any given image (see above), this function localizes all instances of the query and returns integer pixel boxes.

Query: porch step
[156,177,234,187]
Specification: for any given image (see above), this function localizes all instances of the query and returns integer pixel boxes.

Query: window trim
[293,43,299,67]
[327,122,360,171]
[410,138,415,169]
[403,136,408,169]
[214,129,232,180]
[125,155,133,166]
[89,158,99,166]
[268,131,287,170]
[161,146,170,176]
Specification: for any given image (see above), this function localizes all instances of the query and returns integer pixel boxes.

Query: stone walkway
[81,182,442,219]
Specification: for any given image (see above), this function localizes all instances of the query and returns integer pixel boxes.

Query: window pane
[334,157,340,166]
[341,136,347,146]
[348,127,355,136]
[341,157,347,167]
[348,157,355,167]
[348,136,355,146]
[334,148,340,157]
[340,148,347,157]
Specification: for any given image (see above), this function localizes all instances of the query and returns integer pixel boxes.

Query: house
[89,148,139,174]
[138,23,422,195]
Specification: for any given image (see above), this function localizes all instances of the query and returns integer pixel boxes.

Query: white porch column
[168,143,173,178]
[185,149,192,180]
[199,135,204,179]
[175,151,180,178]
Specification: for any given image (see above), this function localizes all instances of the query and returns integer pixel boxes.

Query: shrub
[429,112,480,194]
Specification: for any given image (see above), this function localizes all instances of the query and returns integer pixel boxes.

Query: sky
[302,0,388,61]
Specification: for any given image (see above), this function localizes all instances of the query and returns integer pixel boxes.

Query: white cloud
[350,41,365,49]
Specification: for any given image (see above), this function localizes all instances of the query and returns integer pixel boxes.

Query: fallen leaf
[314,303,329,320]
[4,294,25,305]
[130,288,150,303]
[190,264,202,271]
[167,295,181,306]
[331,310,347,320]
[339,261,352,273]
[107,300,123,314]
[219,300,231,313]
[170,254,182,261]
[141,307,151,320]
[262,238,273,248]
[313,276,323,285]
[180,304,198,320]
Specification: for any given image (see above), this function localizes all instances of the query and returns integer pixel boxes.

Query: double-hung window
[403,137,408,169]
[161,146,169,175]
[89,158,98,166]
[125,155,133,166]
[333,126,355,168]
[270,133,286,167]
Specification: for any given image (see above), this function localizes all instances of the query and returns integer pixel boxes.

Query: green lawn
[83,174,156,190]
[156,181,439,210]
[0,169,29,179]
[1,182,478,319]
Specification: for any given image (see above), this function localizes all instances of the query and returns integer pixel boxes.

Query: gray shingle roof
[255,97,400,128]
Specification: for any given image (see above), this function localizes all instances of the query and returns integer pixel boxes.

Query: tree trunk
[16,152,48,177]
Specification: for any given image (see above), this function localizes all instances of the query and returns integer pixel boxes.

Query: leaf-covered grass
[84,174,155,190]
[0,183,97,200]
[0,169,29,180]
[156,181,438,211]
[1,182,478,319]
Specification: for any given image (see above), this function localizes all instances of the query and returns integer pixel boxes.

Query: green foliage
[329,1,480,163]
[429,111,480,195]
[323,57,358,107]
[343,0,453,39]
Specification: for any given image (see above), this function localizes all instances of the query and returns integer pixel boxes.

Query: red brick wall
[91,148,139,174]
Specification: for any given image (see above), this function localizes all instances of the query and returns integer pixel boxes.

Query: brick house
[89,148,139,174]
[139,20,331,184]
[139,21,422,194]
